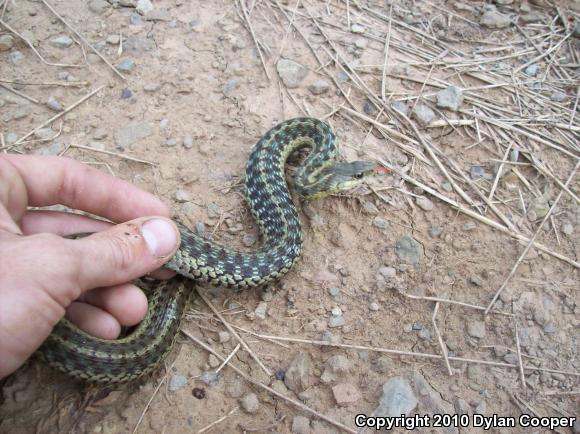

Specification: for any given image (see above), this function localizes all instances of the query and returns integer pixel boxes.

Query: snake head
[297,160,376,200]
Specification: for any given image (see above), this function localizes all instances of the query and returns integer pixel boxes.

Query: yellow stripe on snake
[37,118,374,383]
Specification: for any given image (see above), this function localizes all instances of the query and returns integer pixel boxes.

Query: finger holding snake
[0,155,180,379]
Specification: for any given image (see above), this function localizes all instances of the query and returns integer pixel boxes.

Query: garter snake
[37,117,374,383]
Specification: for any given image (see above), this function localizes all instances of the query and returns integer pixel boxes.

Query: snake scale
[37,117,374,383]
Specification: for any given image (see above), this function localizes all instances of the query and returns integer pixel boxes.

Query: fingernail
[142,218,178,257]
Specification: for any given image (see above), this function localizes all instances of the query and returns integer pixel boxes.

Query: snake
[37,117,374,383]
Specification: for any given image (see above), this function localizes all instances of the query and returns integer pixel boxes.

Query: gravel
[396,234,423,265]
[0,35,15,51]
[276,59,308,88]
[50,35,73,48]
[240,393,259,413]
[116,59,136,72]
[416,196,434,211]
[168,374,187,391]
[436,86,464,111]
[291,416,310,434]
[411,103,436,126]
[308,79,330,95]
[284,353,313,392]
[373,377,418,417]
[467,321,486,339]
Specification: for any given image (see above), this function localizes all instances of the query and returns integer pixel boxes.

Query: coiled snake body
[37,118,374,383]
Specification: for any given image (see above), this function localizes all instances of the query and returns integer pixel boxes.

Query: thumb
[70,217,180,290]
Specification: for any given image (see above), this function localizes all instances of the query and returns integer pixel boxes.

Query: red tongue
[374,165,390,175]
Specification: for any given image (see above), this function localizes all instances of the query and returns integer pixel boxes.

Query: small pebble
[328,315,345,328]
[416,196,434,211]
[50,35,73,49]
[429,225,443,238]
[8,50,24,65]
[463,222,477,231]
[120,88,132,99]
[207,203,220,219]
[369,302,380,311]
[331,306,343,317]
[561,222,573,235]
[275,369,286,381]
[379,266,396,279]
[543,323,556,333]
[116,59,135,72]
[240,393,259,414]
[470,275,484,286]
[470,166,485,179]
[200,370,222,386]
[46,96,63,111]
[418,328,431,340]
[350,23,366,33]
[254,302,268,320]
[467,321,486,339]
[218,331,230,343]
[328,287,340,297]
[0,34,15,51]
[308,79,330,95]
[195,222,205,235]
[208,354,220,368]
[183,134,193,149]
[372,216,388,229]
[106,34,120,45]
[525,64,539,77]
[168,374,187,391]
[242,233,257,247]
[174,189,192,203]
[412,103,436,126]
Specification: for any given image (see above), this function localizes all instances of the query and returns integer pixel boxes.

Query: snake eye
[354,173,364,179]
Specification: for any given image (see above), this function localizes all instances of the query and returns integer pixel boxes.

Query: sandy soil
[0,0,579,433]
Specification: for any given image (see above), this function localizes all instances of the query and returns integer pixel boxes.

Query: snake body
[38,118,373,383]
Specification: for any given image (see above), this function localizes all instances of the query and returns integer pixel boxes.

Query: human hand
[0,155,180,378]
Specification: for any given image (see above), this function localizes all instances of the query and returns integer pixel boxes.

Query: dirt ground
[0,0,579,433]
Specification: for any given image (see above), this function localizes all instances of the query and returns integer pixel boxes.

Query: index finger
[1,154,170,223]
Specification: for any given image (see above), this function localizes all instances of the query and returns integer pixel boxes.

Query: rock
[35,142,65,156]
[207,202,220,219]
[429,225,443,238]
[34,128,55,140]
[411,103,436,126]
[520,12,542,23]
[46,96,63,111]
[326,355,351,373]
[144,9,171,21]
[550,90,567,102]
[328,315,345,328]
[467,321,486,339]
[277,59,308,88]
[362,201,379,214]
[379,266,396,279]
[89,0,110,14]
[0,35,15,51]
[116,59,135,72]
[391,100,409,116]
[5,133,18,144]
[208,354,220,368]
[561,222,573,235]
[174,189,191,203]
[218,331,230,343]
[129,12,143,25]
[480,7,511,28]
[331,306,342,317]
[222,79,238,96]
[396,234,423,265]
[200,370,222,386]
[524,64,539,77]
[351,23,366,33]
[121,88,132,99]
[455,397,471,415]
[527,197,549,221]
[227,380,244,398]
[308,79,330,95]
[242,233,257,247]
[254,302,268,320]
[369,302,380,311]
[136,0,153,15]
[332,383,361,406]
[284,353,313,392]
[373,216,389,229]
[115,122,152,147]
[183,134,193,149]
[373,377,418,417]
[436,86,464,111]
[8,50,24,65]
[416,196,434,211]
[327,287,340,297]
[291,416,310,434]
[418,328,431,340]
[470,275,484,287]
[336,71,349,83]
[168,374,187,391]
[240,393,259,414]
[470,165,485,179]
[363,101,377,116]
[93,128,108,140]
[543,323,556,333]
[106,34,120,45]
[50,35,73,49]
